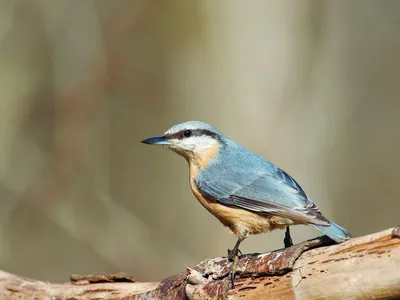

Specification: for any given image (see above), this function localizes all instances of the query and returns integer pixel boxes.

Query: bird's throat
[188,143,219,170]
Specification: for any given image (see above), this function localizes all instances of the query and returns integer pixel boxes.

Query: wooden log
[0,227,398,299]
[225,227,400,300]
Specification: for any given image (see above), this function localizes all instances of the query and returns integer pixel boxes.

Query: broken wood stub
[71,272,136,285]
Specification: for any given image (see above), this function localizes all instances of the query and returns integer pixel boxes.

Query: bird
[141,121,351,285]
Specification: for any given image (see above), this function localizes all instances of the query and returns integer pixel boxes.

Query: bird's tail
[311,221,351,243]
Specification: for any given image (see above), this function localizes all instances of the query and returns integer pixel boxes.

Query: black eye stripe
[194,129,219,139]
[164,129,219,140]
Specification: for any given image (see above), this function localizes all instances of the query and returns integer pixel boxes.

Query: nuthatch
[141,121,351,284]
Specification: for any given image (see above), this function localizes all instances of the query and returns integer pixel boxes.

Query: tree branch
[0,227,399,299]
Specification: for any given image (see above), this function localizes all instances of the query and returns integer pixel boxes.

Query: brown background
[0,0,399,282]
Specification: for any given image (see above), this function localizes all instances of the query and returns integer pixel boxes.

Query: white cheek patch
[182,136,217,152]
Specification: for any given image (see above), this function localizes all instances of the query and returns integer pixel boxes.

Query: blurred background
[0,0,399,283]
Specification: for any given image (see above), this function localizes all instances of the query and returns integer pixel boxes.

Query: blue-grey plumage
[141,121,351,245]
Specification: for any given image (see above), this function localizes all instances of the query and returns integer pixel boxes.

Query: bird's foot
[227,247,241,288]
[227,248,242,260]
[284,227,293,248]
[227,238,243,288]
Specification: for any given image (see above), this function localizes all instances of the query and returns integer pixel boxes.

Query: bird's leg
[227,238,242,260]
[284,226,293,248]
[230,255,239,288]
[227,238,242,288]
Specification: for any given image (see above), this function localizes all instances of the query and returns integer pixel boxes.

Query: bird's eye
[183,130,192,137]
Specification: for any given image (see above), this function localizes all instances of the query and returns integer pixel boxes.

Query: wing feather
[198,166,329,226]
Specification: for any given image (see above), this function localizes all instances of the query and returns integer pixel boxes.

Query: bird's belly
[208,202,294,238]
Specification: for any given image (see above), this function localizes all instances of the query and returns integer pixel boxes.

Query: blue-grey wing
[198,166,329,226]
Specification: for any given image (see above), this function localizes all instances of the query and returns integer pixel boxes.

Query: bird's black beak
[141,136,171,145]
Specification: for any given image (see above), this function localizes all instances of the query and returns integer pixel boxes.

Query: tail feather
[311,221,351,243]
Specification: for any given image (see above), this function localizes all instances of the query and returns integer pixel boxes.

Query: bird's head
[141,121,223,169]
